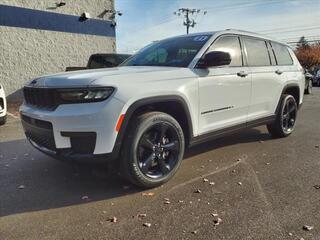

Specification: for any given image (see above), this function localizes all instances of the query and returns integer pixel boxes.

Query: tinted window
[123,35,211,67]
[207,35,242,67]
[243,38,270,66]
[271,42,293,65]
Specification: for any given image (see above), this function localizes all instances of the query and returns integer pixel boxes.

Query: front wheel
[121,112,185,188]
[267,94,298,138]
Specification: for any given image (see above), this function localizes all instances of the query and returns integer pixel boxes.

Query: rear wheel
[267,94,297,138]
[121,112,185,188]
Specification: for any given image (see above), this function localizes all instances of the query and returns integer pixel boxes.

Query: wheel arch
[112,95,194,159]
[276,83,300,114]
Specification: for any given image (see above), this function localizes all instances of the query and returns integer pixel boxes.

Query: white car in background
[0,84,7,125]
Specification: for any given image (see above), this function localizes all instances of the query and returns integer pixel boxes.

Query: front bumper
[20,97,125,162]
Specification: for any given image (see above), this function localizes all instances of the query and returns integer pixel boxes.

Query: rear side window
[271,42,293,65]
[208,35,242,67]
[243,37,271,66]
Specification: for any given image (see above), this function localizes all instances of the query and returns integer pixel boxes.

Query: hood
[26,66,189,88]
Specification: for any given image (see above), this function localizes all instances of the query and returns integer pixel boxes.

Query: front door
[196,35,252,135]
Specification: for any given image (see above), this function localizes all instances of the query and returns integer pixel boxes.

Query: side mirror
[197,51,231,68]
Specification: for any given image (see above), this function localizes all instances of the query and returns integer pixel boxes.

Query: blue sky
[115,0,320,53]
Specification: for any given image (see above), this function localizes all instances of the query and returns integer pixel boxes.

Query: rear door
[242,37,284,121]
[197,35,252,134]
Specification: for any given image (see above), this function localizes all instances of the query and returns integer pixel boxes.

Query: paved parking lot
[1,89,320,240]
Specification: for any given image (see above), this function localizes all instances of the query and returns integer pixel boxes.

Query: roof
[169,29,289,47]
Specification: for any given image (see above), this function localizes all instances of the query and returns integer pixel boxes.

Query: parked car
[314,70,320,86]
[0,84,7,125]
[65,53,131,71]
[304,69,313,94]
[20,30,304,188]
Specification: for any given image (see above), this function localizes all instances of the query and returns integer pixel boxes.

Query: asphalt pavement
[1,89,320,240]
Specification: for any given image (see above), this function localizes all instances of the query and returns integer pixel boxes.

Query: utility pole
[174,8,207,34]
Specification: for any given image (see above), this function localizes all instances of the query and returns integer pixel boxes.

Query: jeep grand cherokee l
[20,30,304,188]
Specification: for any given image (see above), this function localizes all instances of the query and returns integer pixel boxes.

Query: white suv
[20,30,304,188]
[0,84,7,125]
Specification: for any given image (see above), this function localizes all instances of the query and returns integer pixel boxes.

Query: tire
[0,115,6,126]
[121,111,185,188]
[305,80,312,94]
[267,94,298,138]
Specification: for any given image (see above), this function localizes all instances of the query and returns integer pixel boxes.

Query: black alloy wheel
[267,94,298,138]
[121,112,185,188]
[137,122,180,179]
[281,96,297,134]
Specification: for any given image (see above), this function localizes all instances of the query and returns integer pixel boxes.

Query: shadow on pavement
[186,127,272,158]
[0,127,272,217]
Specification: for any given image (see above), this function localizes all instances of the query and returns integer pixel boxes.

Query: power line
[174,8,207,34]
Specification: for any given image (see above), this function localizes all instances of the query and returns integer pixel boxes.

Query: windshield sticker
[193,36,208,42]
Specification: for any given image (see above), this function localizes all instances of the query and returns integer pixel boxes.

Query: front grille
[23,87,58,110]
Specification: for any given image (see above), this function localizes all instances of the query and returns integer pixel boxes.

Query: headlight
[58,87,114,103]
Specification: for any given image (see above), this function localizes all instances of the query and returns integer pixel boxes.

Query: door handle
[275,69,283,75]
[237,71,248,77]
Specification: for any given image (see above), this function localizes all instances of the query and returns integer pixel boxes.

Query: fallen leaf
[143,222,151,227]
[108,216,117,223]
[302,225,314,231]
[213,217,223,226]
[142,192,155,197]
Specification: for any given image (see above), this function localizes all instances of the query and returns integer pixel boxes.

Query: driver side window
[145,48,168,64]
[207,35,243,67]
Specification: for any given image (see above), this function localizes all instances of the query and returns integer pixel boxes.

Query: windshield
[122,35,211,68]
